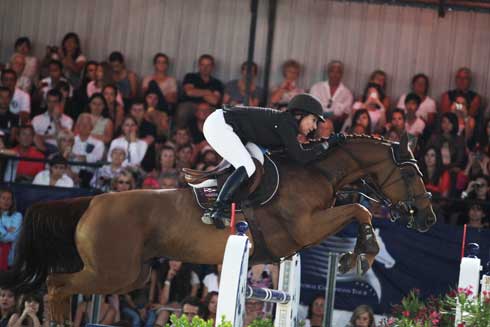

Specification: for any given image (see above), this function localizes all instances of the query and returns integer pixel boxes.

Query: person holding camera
[31,89,73,154]
[342,82,386,135]
[37,60,71,107]
[396,73,437,125]
[461,174,490,201]
[440,67,482,118]
[90,147,126,192]
[270,59,305,111]
[447,93,474,140]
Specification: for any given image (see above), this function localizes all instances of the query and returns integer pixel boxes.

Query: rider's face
[299,114,318,136]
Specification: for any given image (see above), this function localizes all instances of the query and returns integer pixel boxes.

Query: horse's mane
[341,133,394,146]
[304,133,394,151]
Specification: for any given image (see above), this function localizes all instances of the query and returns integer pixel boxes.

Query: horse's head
[378,133,436,232]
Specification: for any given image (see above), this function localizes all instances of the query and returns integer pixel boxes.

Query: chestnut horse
[0,134,435,324]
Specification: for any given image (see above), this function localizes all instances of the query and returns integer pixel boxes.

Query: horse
[0,133,436,324]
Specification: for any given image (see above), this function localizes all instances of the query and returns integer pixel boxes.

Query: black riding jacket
[222,107,327,165]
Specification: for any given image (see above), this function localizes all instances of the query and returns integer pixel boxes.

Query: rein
[334,142,431,227]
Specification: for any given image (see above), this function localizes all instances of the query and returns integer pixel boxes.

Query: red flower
[429,311,440,319]
[448,290,457,298]
[402,310,410,317]
[457,323,465,327]
[464,288,473,296]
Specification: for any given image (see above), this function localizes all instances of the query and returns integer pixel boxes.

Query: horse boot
[210,166,249,229]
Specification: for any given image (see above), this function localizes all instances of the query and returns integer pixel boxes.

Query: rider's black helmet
[287,93,325,122]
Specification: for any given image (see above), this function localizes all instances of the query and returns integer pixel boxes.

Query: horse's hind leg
[113,263,151,294]
[47,266,139,324]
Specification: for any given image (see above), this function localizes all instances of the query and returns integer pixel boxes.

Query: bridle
[336,143,432,228]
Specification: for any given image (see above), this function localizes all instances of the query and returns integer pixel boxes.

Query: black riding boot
[211,166,249,229]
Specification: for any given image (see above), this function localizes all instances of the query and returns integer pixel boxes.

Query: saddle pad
[192,154,280,210]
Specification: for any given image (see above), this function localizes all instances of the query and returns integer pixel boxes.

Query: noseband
[336,143,432,228]
[359,161,432,228]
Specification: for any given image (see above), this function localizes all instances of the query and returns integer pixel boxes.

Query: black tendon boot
[210,166,249,229]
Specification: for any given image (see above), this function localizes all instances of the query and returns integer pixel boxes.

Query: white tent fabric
[1,0,489,108]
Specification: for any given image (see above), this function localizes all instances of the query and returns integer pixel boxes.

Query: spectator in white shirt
[72,113,105,187]
[12,37,39,83]
[0,69,30,124]
[73,113,105,164]
[91,146,126,191]
[396,73,437,125]
[310,60,353,130]
[38,60,71,103]
[32,154,74,188]
[32,89,73,153]
[8,54,32,94]
[404,93,426,137]
[107,116,148,167]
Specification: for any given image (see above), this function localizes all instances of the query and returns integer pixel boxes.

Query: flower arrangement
[165,314,274,327]
[380,287,490,327]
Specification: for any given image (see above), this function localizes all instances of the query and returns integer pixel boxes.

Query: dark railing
[0,153,107,185]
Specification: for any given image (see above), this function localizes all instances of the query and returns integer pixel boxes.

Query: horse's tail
[0,196,93,293]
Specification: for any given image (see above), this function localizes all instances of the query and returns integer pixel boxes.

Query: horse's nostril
[428,214,437,226]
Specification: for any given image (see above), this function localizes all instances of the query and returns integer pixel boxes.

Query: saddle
[183,154,280,210]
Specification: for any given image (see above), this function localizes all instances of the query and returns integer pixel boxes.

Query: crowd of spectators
[0,32,489,326]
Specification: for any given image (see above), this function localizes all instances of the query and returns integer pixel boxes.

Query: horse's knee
[351,204,372,223]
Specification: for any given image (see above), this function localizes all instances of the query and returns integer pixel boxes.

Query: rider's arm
[276,118,328,165]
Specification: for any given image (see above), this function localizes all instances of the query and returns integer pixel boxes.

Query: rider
[202,93,338,228]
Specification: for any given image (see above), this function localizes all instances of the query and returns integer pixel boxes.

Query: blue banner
[300,220,490,314]
[1,183,99,214]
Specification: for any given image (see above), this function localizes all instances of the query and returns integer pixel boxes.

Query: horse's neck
[316,140,393,189]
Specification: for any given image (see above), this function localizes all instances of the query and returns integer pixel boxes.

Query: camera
[474,181,483,189]
[369,92,378,99]
[455,103,463,111]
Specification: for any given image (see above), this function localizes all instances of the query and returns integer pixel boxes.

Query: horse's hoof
[338,252,354,274]
[356,254,370,276]
[213,217,226,229]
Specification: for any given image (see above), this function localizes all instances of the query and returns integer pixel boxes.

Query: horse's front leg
[293,203,379,275]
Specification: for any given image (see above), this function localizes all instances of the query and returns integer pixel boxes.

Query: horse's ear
[400,132,410,156]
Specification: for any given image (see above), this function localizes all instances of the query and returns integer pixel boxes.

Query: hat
[287,93,325,122]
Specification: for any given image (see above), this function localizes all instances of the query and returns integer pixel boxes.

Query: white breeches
[203,109,263,177]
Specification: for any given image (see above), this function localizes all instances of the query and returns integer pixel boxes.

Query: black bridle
[336,144,432,228]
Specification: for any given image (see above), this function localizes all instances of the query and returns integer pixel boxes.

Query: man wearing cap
[201,93,343,228]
